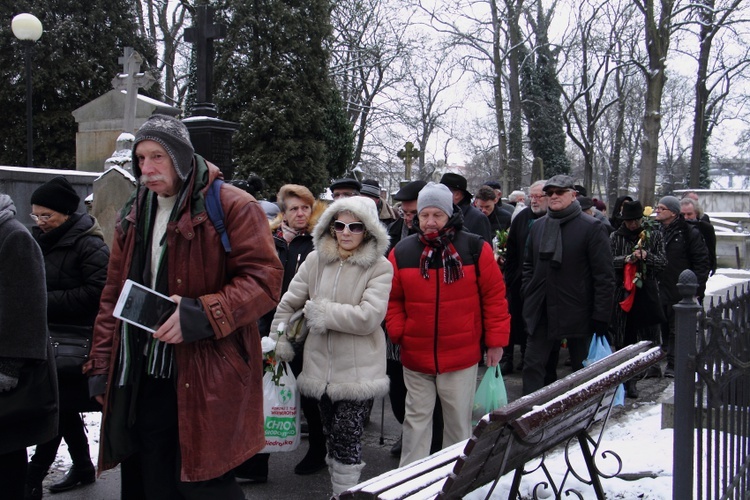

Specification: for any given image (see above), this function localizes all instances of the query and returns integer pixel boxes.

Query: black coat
[457,199,493,243]
[522,212,615,339]
[33,213,109,412]
[687,219,717,275]
[659,217,710,304]
[487,205,511,234]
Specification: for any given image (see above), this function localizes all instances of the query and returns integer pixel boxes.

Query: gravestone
[91,167,137,248]
[184,5,239,180]
[111,47,156,135]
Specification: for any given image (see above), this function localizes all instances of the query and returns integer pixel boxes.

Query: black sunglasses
[333,220,365,234]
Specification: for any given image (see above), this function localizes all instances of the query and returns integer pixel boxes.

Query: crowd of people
[0,114,715,499]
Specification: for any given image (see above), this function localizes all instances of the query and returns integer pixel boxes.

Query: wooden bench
[340,340,665,500]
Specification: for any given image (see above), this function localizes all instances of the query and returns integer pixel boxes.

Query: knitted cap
[132,114,195,181]
[360,179,381,199]
[658,196,681,215]
[30,176,80,215]
[417,182,453,217]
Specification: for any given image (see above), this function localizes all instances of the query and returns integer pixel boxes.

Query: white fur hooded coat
[270,196,393,402]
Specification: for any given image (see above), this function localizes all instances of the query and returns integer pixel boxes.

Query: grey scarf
[539,200,582,267]
[0,194,17,227]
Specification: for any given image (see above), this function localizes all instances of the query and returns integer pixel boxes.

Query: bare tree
[633,0,680,206]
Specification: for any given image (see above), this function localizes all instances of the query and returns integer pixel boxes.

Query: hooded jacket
[271,196,393,402]
[84,156,283,482]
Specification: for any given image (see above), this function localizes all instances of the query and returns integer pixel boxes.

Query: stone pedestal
[184,116,239,180]
[91,167,137,248]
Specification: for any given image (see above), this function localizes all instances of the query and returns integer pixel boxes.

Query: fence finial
[677,269,698,303]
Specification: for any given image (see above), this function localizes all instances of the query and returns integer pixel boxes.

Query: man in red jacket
[387,182,510,466]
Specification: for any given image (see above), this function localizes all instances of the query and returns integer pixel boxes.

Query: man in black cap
[439,173,492,243]
[387,180,426,255]
[329,178,361,200]
[521,174,614,395]
[361,179,397,226]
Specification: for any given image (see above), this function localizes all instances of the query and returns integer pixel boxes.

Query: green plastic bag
[472,365,508,424]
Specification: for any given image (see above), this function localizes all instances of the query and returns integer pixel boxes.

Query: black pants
[523,329,591,396]
[30,411,92,470]
[0,448,27,499]
[120,377,243,500]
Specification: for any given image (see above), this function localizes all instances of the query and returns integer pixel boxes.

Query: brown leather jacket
[84,158,283,481]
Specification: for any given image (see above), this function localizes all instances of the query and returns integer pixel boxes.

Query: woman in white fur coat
[271,196,392,495]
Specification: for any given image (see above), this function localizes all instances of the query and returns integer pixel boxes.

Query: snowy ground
[32,269,748,497]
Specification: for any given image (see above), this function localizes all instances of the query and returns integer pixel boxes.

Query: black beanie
[132,114,195,181]
[30,176,80,215]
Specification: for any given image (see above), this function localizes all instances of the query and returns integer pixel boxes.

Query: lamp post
[12,13,43,167]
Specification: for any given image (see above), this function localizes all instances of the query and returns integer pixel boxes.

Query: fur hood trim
[313,197,390,266]
[269,199,327,234]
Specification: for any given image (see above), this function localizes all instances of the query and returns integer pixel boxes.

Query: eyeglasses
[529,194,547,200]
[654,206,670,212]
[29,214,52,222]
[333,220,365,234]
[545,189,571,197]
[398,208,418,219]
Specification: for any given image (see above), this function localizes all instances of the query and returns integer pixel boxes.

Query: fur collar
[313,197,390,267]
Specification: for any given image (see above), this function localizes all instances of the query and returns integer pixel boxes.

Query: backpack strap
[205,179,231,253]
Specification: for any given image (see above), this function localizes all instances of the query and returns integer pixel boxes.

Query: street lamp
[12,13,43,167]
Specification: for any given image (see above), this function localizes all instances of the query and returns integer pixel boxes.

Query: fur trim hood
[313,197,390,265]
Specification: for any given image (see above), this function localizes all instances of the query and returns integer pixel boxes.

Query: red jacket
[386,230,510,374]
[84,158,283,481]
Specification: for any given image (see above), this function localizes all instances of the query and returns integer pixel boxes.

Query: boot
[24,463,47,500]
[625,379,639,399]
[47,463,96,493]
[295,444,328,475]
[234,453,269,483]
[389,434,402,457]
[328,457,365,496]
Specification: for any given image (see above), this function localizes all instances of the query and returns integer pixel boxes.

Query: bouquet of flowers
[494,229,509,258]
[261,322,287,386]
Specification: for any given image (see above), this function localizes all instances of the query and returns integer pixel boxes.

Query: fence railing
[673,269,750,500]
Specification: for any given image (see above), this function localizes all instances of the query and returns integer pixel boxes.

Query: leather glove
[0,371,19,392]
[590,320,609,338]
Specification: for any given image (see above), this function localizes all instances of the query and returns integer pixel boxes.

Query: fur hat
[312,195,390,260]
[132,114,195,181]
[418,182,454,217]
[658,196,681,215]
[30,176,80,215]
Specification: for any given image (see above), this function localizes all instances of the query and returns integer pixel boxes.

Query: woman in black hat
[24,177,109,499]
[610,200,666,398]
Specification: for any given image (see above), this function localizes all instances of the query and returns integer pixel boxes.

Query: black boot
[234,453,269,483]
[24,463,47,500]
[47,463,95,493]
[390,435,402,457]
[625,379,639,399]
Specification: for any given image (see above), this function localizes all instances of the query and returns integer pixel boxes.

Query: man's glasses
[545,189,570,197]
[654,206,669,212]
[29,214,51,222]
[398,208,418,219]
[333,220,365,234]
[529,194,547,200]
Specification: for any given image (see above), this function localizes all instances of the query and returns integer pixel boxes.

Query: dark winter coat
[659,217,710,305]
[504,207,541,329]
[687,219,717,275]
[387,210,510,375]
[457,198,493,243]
[487,205,511,235]
[0,207,58,454]
[33,213,109,412]
[522,212,615,339]
[84,157,283,482]
[610,224,667,343]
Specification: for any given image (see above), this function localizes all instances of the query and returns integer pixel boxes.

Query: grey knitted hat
[417,182,454,217]
[132,115,195,181]
[658,195,681,215]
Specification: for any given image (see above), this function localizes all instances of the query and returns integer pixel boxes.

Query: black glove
[590,320,609,338]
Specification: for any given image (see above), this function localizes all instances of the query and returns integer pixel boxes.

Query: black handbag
[49,324,93,375]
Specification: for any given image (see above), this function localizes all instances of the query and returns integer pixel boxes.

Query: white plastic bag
[260,362,301,453]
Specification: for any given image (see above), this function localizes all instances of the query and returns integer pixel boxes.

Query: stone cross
[184,5,226,117]
[111,47,155,134]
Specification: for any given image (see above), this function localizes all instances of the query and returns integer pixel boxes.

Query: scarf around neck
[417,225,464,284]
[539,200,582,267]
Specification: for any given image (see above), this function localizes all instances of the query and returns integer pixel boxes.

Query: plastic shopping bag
[583,335,625,407]
[260,362,301,452]
[472,365,508,424]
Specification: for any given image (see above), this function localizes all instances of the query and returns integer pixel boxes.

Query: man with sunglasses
[521,175,615,395]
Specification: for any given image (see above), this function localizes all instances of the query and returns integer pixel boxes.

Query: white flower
[261,336,277,354]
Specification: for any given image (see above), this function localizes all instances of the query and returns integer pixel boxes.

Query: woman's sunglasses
[333,220,365,234]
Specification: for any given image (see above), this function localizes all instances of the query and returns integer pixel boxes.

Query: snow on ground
[464,399,674,500]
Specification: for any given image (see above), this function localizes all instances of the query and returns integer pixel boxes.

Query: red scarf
[417,226,464,284]
[619,262,637,312]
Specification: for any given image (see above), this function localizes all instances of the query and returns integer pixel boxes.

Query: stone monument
[184,5,239,180]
